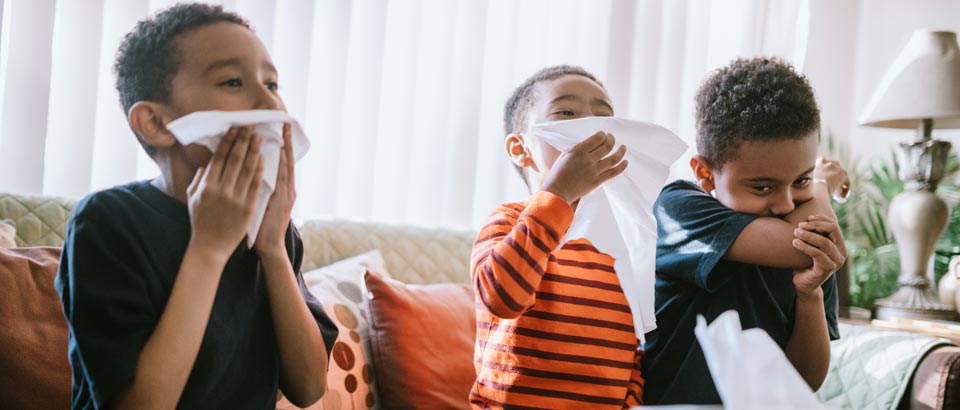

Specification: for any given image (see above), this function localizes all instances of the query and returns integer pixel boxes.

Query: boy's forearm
[785,182,837,226]
[725,183,836,269]
[114,241,228,409]
[472,191,574,319]
[261,250,328,407]
[785,288,831,391]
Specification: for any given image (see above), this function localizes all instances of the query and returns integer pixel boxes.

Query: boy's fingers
[598,145,628,169]
[188,166,205,196]
[235,135,262,198]
[798,220,839,234]
[207,127,239,182]
[792,239,840,274]
[590,133,616,157]
[221,126,254,189]
[794,228,834,249]
[799,220,842,243]
[806,215,837,224]
[794,230,845,266]
[598,160,629,182]
[573,131,608,154]
[245,156,264,207]
[276,148,288,187]
[284,126,295,186]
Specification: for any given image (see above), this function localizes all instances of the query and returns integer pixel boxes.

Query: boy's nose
[254,86,283,111]
[770,191,796,217]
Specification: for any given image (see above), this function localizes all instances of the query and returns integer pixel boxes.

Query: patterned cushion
[0,194,76,247]
[277,251,389,410]
[0,220,16,248]
[299,219,474,285]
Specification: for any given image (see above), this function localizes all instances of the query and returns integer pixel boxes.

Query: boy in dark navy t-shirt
[56,4,337,409]
[643,57,849,405]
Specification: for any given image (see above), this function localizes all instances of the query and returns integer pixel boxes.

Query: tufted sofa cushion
[0,194,76,247]
[299,219,475,285]
[0,193,476,285]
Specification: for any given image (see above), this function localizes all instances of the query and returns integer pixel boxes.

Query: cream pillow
[0,220,17,248]
[276,250,389,410]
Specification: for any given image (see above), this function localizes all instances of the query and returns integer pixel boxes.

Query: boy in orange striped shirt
[470,65,643,409]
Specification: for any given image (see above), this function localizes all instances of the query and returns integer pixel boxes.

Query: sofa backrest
[0,193,76,247]
[300,219,474,284]
[0,193,476,285]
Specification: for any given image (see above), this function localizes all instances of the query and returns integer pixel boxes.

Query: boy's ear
[128,101,177,150]
[505,134,535,169]
[690,155,716,192]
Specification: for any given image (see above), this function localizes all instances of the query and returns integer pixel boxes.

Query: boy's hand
[254,123,296,259]
[187,126,264,259]
[813,157,850,199]
[791,215,846,295]
[542,131,628,205]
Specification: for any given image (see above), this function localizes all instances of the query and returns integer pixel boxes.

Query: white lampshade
[860,30,960,129]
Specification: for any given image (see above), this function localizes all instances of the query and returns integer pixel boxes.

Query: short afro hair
[503,65,604,186]
[694,57,820,169]
[114,3,249,154]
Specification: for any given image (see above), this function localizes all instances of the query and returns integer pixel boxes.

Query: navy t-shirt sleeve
[823,274,841,340]
[654,181,759,291]
[58,204,157,407]
[286,224,338,356]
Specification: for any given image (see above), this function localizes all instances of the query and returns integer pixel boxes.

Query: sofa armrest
[908,345,960,410]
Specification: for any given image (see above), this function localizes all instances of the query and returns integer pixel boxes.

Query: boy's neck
[150,150,199,204]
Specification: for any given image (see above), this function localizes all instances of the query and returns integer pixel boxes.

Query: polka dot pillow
[277,250,389,410]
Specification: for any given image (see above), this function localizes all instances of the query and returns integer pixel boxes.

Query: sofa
[0,192,957,409]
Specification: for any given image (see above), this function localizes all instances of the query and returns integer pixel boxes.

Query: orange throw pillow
[364,273,475,409]
[0,247,70,408]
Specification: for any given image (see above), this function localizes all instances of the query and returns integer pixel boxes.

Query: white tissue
[695,311,830,410]
[166,110,310,247]
[530,117,687,341]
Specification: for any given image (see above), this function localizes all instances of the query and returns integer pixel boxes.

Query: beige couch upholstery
[0,193,475,285]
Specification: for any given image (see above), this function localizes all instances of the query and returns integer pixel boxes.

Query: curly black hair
[114,3,249,154]
[503,65,604,187]
[694,57,820,169]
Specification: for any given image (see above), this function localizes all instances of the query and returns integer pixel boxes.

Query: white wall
[838,0,960,165]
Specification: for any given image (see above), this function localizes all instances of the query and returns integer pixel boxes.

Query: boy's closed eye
[220,78,243,88]
[218,78,280,92]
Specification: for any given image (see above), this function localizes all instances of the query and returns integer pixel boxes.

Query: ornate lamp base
[873,137,954,322]
[875,286,958,321]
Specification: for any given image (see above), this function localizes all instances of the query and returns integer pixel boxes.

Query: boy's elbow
[284,380,326,408]
[807,368,828,392]
[473,273,527,320]
[486,302,524,320]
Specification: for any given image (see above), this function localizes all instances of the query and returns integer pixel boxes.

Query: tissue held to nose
[166,110,311,246]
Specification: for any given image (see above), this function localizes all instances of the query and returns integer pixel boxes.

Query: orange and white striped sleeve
[470,191,574,319]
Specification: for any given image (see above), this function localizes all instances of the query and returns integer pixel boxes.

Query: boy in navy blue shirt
[55,4,337,408]
[643,57,849,405]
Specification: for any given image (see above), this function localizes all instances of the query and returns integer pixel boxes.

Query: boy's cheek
[716,190,766,215]
[184,144,214,168]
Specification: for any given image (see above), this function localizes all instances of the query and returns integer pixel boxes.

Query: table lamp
[860,29,960,321]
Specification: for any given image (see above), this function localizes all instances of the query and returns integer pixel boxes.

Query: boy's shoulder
[655,179,716,213]
[659,179,707,200]
[73,181,147,217]
[655,179,757,240]
[71,180,182,227]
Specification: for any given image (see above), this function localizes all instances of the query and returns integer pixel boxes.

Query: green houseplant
[824,133,960,309]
